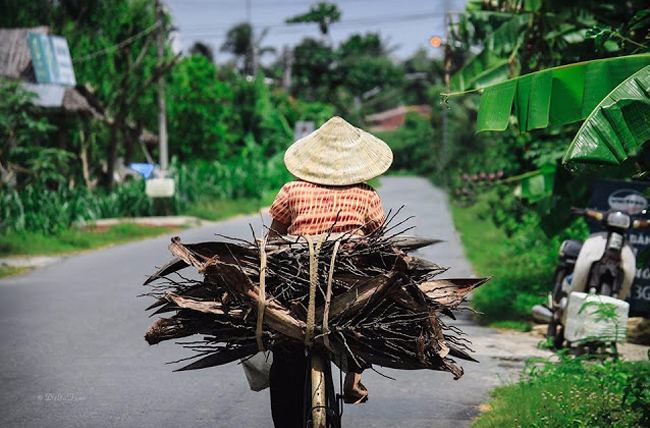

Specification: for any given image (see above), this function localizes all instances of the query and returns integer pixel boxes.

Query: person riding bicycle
[267,116,393,428]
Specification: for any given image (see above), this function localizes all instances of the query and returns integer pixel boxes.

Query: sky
[165,0,467,63]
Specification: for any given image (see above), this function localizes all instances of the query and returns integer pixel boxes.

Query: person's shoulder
[279,180,313,195]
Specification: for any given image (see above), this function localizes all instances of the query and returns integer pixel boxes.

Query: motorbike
[534,207,649,349]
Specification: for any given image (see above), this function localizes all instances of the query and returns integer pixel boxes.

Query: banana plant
[468,54,650,132]
[562,65,650,166]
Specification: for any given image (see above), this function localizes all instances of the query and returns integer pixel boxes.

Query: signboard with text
[27,32,76,86]
[590,179,650,317]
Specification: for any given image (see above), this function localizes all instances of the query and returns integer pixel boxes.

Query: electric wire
[72,22,160,63]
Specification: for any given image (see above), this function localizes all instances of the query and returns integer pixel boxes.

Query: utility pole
[155,0,168,174]
[282,45,292,90]
[439,0,450,174]
[247,0,257,75]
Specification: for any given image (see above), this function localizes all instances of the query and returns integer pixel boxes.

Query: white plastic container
[564,292,629,343]
[145,178,175,198]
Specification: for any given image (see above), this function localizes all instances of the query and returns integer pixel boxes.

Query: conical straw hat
[284,116,393,186]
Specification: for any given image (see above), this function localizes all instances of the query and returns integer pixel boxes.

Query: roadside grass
[0,223,179,257]
[450,192,565,324]
[472,356,650,428]
[184,194,275,221]
[450,195,508,273]
[489,320,531,332]
[0,195,276,258]
[0,266,31,279]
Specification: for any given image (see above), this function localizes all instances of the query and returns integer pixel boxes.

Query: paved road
[0,177,533,428]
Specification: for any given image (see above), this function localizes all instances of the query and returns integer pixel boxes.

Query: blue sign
[129,163,155,179]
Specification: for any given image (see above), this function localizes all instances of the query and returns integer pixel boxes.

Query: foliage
[402,48,445,105]
[1,149,291,236]
[563,64,650,167]
[220,23,275,75]
[472,355,650,428]
[167,55,236,160]
[471,54,650,133]
[435,0,650,322]
[449,0,650,92]
[0,80,56,186]
[1,180,152,235]
[183,194,275,222]
[188,42,214,62]
[288,31,406,119]
[286,1,341,36]
[377,113,437,175]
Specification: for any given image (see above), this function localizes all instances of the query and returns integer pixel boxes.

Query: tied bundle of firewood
[143,218,488,379]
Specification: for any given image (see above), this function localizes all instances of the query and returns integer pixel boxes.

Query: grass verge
[472,356,650,427]
[184,194,275,221]
[489,320,532,332]
[0,265,31,279]
[449,192,567,324]
[0,196,275,258]
[0,223,179,257]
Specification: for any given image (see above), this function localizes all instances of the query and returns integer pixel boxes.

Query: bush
[1,148,291,236]
[473,356,650,428]
[378,113,437,175]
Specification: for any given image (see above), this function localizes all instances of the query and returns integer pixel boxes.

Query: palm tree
[285,2,341,40]
[220,23,275,75]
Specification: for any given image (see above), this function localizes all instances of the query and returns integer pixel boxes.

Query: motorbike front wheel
[547,318,565,349]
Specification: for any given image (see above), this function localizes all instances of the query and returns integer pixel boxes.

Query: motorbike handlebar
[633,219,650,229]
[571,207,650,228]
[571,207,604,221]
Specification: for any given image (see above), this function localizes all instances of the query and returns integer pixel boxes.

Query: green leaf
[523,0,542,12]
[451,51,509,91]
[563,65,650,166]
[471,53,650,133]
[476,79,517,131]
[450,14,530,91]
[527,71,553,130]
[486,14,530,55]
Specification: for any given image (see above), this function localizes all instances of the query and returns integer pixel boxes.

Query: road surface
[0,177,544,428]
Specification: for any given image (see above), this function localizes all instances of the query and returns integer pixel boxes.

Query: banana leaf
[473,54,650,132]
[450,51,511,92]
[562,65,650,165]
[450,14,530,92]
[507,164,557,202]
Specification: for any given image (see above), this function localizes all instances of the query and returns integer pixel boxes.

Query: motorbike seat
[560,239,583,259]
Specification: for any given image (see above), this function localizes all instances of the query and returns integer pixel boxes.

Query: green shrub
[473,356,650,428]
[1,150,291,236]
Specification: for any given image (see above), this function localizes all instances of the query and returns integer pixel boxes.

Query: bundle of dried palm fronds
[143,217,488,379]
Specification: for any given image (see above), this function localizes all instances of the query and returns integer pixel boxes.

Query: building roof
[365,105,432,123]
[0,27,49,79]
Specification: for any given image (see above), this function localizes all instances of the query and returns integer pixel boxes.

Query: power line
[181,11,444,37]
[69,7,442,61]
[72,23,160,63]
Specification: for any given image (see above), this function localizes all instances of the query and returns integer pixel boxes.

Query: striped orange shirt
[269,180,385,236]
